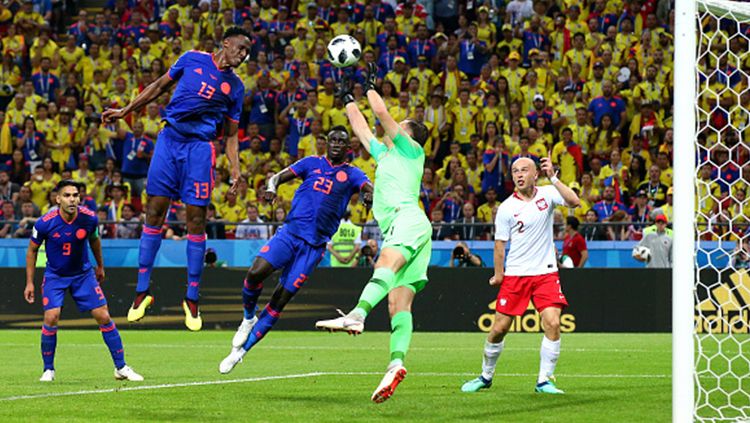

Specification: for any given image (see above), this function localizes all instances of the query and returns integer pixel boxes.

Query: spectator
[166,207,188,241]
[205,203,226,240]
[582,209,608,241]
[356,239,379,268]
[634,214,673,268]
[0,200,17,237]
[14,200,36,238]
[637,165,669,208]
[115,203,140,239]
[450,202,480,240]
[562,216,588,268]
[120,120,153,198]
[0,169,20,202]
[593,185,627,222]
[235,204,269,240]
[430,207,451,240]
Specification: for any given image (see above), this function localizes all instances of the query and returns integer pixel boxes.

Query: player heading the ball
[461,155,579,395]
[24,180,143,382]
[102,27,252,331]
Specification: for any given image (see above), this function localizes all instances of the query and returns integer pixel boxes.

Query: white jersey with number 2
[494,185,565,276]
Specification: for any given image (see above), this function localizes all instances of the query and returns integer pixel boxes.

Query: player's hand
[362,190,373,208]
[228,167,241,195]
[335,73,354,105]
[24,282,34,303]
[101,108,125,124]
[365,62,378,92]
[489,274,503,287]
[263,189,277,203]
[95,265,105,282]
[540,152,556,179]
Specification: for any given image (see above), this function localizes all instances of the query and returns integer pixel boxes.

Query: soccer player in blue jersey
[102,27,252,331]
[24,180,143,382]
[218,126,373,374]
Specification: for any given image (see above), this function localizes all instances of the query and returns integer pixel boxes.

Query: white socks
[538,336,561,384]
[481,340,504,381]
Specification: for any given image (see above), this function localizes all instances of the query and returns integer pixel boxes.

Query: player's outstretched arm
[264,168,297,202]
[101,72,176,123]
[540,152,580,208]
[336,73,375,154]
[89,232,105,282]
[225,120,241,194]
[24,240,40,303]
[364,63,398,149]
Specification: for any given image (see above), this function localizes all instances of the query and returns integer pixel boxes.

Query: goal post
[673,0,696,421]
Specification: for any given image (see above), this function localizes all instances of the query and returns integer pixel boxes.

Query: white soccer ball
[327,35,362,68]
[559,255,574,268]
[632,245,652,262]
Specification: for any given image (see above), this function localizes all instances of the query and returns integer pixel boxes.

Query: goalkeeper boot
[315,309,365,335]
[114,365,144,381]
[371,364,407,403]
[219,348,247,374]
[231,316,258,348]
[461,376,492,392]
[127,292,154,322]
[39,369,55,382]
[182,299,202,331]
[535,376,564,394]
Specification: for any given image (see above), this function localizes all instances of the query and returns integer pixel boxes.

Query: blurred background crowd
[0,0,699,247]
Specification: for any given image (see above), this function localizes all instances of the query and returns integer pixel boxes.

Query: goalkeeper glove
[335,73,355,105]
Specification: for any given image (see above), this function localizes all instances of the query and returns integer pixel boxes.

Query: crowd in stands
[0,0,705,243]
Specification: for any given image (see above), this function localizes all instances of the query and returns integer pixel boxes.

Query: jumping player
[101,27,251,331]
[24,180,143,382]
[218,127,373,374]
[315,63,432,403]
[461,154,579,394]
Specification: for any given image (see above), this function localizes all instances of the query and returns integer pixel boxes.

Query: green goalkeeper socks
[353,267,395,317]
[389,311,413,364]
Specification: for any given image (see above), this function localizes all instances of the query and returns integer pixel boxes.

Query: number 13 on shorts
[194,182,210,199]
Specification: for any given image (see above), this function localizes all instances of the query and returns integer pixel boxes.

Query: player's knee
[186,213,207,233]
[43,310,60,326]
[91,307,112,325]
[542,315,561,335]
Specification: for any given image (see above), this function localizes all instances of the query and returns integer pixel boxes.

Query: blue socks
[242,304,280,351]
[41,324,57,370]
[186,233,206,301]
[242,279,263,320]
[136,224,163,293]
[99,321,126,369]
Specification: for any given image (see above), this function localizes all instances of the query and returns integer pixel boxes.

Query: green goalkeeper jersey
[369,132,425,231]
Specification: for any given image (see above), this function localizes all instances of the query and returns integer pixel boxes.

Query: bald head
[512,157,537,171]
[511,157,538,192]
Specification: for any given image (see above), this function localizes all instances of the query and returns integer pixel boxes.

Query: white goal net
[693,0,750,420]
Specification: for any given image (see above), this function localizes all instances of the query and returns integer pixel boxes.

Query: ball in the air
[327,35,361,68]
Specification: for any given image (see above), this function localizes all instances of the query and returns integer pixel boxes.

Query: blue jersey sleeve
[289,156,314,178]
[30,219,47,245]
[227,82,244,123]
[168,51,191,80]
[349,167,370,192]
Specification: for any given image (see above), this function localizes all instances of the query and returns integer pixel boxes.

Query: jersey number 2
[62,243,71,256]
[312,177,333,195]
[197,82,216,100]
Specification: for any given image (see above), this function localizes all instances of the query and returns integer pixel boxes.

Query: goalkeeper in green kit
[315,63,432,403]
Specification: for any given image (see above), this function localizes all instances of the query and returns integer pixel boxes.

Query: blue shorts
[42,269,107,312]
[258,226,326,294]
[147,126,216,207]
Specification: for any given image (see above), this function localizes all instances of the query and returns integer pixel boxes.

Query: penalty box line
[0,371,670,402]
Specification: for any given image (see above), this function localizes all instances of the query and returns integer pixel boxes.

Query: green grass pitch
[0,330,671,422]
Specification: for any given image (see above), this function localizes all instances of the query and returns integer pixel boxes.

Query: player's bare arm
[225,120,242,194]
[264,168,297,202]
[89,234,105,282]
[101,72,176,123]
[490,239,506,287]
[540,152,580,208]
[24,239,41,303]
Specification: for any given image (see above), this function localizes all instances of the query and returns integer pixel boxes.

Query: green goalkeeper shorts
[381,209,433,293]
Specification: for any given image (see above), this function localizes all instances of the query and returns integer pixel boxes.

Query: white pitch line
[0,343,662,353]
[0,371,670,402]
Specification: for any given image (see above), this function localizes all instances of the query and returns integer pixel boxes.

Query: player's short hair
[328,125,349,140]
[222,26,252,41]
[404,119,429,146]
[55,179,84,194]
